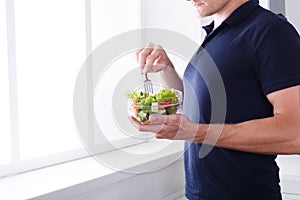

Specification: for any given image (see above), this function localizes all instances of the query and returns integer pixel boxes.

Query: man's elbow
[290,123,300,154]
[284,116,300,154]
[294,132,300,154]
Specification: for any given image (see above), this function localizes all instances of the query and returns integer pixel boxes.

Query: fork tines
[144,73,153,94]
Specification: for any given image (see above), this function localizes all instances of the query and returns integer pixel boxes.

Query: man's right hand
[136,42,174,74]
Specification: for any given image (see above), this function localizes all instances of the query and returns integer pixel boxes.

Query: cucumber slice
[137,111,147,118]
[137,111,148,122]
[158,109,166,115]
[151,102,158,113]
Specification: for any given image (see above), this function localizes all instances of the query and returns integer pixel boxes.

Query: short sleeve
[253,18,300,95]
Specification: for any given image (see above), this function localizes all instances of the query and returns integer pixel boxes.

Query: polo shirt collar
[202,21,214,35]
[202,0,259,34]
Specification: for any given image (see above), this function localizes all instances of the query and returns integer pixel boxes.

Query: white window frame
[0,0,145,178]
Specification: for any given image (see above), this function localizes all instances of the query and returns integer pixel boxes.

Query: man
[131,0,300,199]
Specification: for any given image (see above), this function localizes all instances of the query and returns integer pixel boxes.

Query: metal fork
[144,73,153,94]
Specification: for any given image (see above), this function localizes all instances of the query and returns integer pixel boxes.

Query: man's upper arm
[266,85,300,153]
[267,85,300,115]
[267,85,300,126]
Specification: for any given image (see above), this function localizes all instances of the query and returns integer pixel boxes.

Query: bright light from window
[14,0,86,160]
[91,0,140,51]
[94,53,142,142]
[0,0,11,165]
[0,0,142,174]
[91,1,141,142]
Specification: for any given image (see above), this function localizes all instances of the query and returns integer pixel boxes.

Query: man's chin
[195,10,210,18]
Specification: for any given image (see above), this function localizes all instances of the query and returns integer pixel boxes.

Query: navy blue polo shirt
[183,0,300,200]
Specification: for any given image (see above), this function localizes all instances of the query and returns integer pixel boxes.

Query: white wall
[285,0,300,33]
[259,0,270,9]
[141,0,202,43]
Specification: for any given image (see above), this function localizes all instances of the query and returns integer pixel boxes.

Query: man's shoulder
[244,6,298,40]
[250,6,289,30]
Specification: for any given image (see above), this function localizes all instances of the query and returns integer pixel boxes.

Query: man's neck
[213,0,249,29]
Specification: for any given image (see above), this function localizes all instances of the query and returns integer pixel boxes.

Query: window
[0,0,11,166]
[15,0,86,160]
[0,0,142,178]
[92,0,141,142]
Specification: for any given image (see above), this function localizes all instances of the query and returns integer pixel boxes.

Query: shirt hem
[262,77,300,96]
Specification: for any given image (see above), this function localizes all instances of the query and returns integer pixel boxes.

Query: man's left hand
[129,114,198,140]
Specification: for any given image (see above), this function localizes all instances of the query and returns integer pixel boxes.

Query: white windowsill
[0,140,184,200]
[277,155,300,196]
[1,141,299,200]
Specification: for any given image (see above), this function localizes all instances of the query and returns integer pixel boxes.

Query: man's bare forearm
[194,114,300,154]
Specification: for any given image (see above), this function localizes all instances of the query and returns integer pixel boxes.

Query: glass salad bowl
[127,84,183,124]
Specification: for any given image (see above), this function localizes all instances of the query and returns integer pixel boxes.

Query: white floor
[174,196,187,200]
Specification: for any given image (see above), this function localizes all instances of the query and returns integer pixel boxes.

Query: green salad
[128,88,180,123]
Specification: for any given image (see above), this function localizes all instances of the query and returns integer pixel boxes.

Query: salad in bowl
[127,86,182,124]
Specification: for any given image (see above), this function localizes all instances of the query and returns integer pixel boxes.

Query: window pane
[14,0,86,160]
[94,53,143,141]
[91,0,140,50]
[91,1,141,141]
[0,0,11,165]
